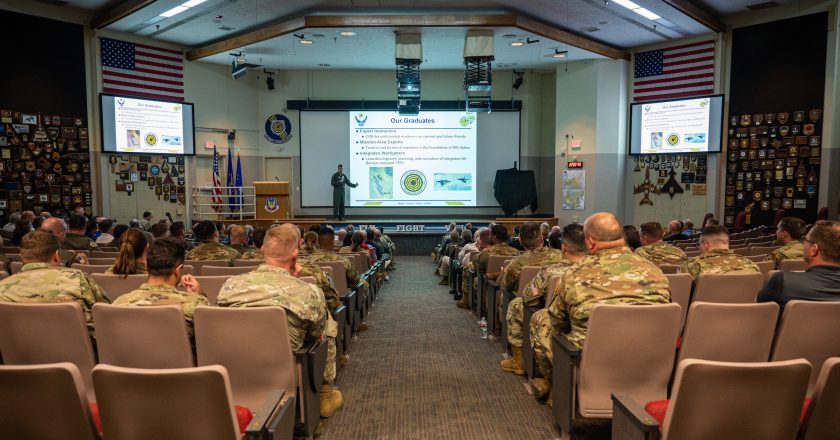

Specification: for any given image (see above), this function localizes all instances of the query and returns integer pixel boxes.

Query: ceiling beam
[303,14,518,28]
[514,15,629,60]
[90,0,157,30]
[186,16,307,61]
[662,0,725,33]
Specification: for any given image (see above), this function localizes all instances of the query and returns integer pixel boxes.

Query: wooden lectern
[254,181,290,220]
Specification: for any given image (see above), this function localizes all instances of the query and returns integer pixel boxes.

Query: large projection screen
[300,111,520,208]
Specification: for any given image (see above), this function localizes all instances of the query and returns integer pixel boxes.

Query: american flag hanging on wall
[633,40,715,102]
[100,37,184,102]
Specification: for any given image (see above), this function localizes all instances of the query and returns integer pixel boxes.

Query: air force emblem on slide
[355,113,368,127]
[264,197,279,213]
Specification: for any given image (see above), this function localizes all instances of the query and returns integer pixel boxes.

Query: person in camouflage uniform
[186,220,240,265]
[40,217,89,267]
[635,221,688,266]
[379,228,397,269]
[300,231,320,254]
[0,230,109,339]
[456,228,491,309]
[765,217,805,269]
[681,225,760,281]
[474,224,520,280]
[228,225,255,254]
[113,238,208,343]
[104,229,149,276]
[216,224,344,418]
[63,214,98,252]
[499,222,566,376]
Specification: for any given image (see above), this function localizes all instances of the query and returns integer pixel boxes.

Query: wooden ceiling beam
[514,15,629,60]
[303,14,517,28]
[186,16,306,61]
[90,0,158,30]
[662,0,725,33]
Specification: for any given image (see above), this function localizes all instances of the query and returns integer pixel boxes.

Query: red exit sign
[567,161,584,168]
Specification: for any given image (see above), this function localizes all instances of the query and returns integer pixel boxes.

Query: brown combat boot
[456,294,470,309]
[319,383,344,418]
[500,347,526,376]
[530,377,550,399]
[438,276,449,285]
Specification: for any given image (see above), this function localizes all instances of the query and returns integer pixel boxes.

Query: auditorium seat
[684,250,701,258]
[677,302,779,365]
[658,264,680,274]
[193,306,296,440]
[0,270,7,281]
[505,265,541,352]
[750,245,779,256]
[552,303,681,435]
[693,272,764,303]
[481,255,514,334]
[523,273,561,379]
[193,275,229,306]
[770,300,840,395]
[780,259,809,271]
[91,251,120,258]
[0,302,96,402]
[0,363,98,439]
[92,304,193,368]
[92,364,285,440]
[72,264,114,275]
[299,276,316,284]
[9,261,21,274]
[612,359,811,440]
[91,273,148,302]
[201,265,254,276]
[86,257,116,265]
[186,259,234,274]
[733,247,751,256]
[799,358,840,440]
[745,254,768,262]
[755,260,775,276]
[233,259,263,267]
[0,246,19,254]
[665,273,692,331]
[765,269,780,283]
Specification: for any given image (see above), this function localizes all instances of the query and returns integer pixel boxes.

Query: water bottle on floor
[479,317,488,339]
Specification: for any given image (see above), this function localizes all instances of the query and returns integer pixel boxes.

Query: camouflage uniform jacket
[104,262,148,275]
[523,259,576,307]
[0,262,110,338]
[474,243,520,278]
[217,264,328,350]
[186,242,240,265]
[230,243,256,254]
[381,235,396,255]
[499,246,565,295]
[550,247,670,348]
[113,283,209,338]
[680,248,760,281]
[302,249,361,288]
[634,240,688,266]
[297,257,341,312]
[63,232,98,251]
[765,241,804,268]
[239,249,264,261]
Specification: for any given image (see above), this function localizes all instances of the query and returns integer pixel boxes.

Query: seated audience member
[228,225,254,254]
[39,211,52,219]
[114,238,208,341]
[547,229,562,250]
[185,220,240,265]
[681,219,695,236]
[509,226,525,251]
[108,224,129,248]
[635,221,688,265]
[149,222,170,240]
[758,220,840,309]
[336,229,347,247]
[88,219,101,240]
[365,228,384,260]
[140,211,153,231]
[95,219,116,245]
[169,221,194,250]
[308,227,362,292]
[499,222,564,375]
[623,225,642,251]
[32,216,45,230]
[662,220,684,242]
[239,227,267,260]
[20,211,36,224]
[378,227,397,269]
[217,224,343,418]
[765,216,806,269]
[436,229,464,285]
[64,214,98,251]
[129,219,155,246]
[525,225,588,397]
[3,212,20,233]
[11,219,33,246]
[0,230,109,338]
[105,229,149,277]
[342,225,355,247]
[680,225,759,282]
[300,231,319,254]
[341,231,375,264]
[40,217,88,267]
[456,228,491,309]
[474,224,520,280]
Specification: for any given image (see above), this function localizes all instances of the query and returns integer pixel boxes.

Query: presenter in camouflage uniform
[765,217,806,269]
[331,164,357,221]
[186,220,240,265]
[634,221,688,265]
[217,224,344,418]
[681,225,759,281]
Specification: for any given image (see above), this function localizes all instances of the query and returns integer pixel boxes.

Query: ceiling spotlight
[340,31,355,36]
[553,49,568,58]
[510,41,524,47]
[299,39,313,45]
[266,76,275,90]
[294,33,313,44]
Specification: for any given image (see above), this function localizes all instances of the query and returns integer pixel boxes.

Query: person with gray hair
[3,212,20,233]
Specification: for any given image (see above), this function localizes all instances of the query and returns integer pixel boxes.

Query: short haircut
[142,211,152,219]
[318,226,335,247]
[113,224,129,241]
[450,230,460,241]
[700,225,729,245]
[262,224,300,259]
[461,228,473,242]
[68,214,87,231]
[476,227,491,245]
[308,224,321,233]
[583,212,623,242]
[303,231,318,247]
[20,230,60,263]
[193,220,217,242]
[808,220,840,262]
[149,222,170,238]
[99,219,114,233]
[639,222,664,239]
[129,219,141,228]
[561,227,586,254]
[146,238,186,277]
[230,225,247,241]
[170,221,185,238]
[625,228,642,250]
[490,224,509,242]
[778,217,806,239]
[366,228,375,241]
[252,227,267,248]
[547,230,562,249]
[518,222,543,250]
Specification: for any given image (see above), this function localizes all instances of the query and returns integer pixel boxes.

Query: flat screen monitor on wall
[629,94,724,155]
[100,93,195,155]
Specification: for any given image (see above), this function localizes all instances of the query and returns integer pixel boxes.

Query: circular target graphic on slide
[145,133,158,146]
[400,170,427,195]
[667,133,680,146]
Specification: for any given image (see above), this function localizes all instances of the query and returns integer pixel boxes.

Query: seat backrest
[193,276,229,306]
[342,253,366,275]
[0,302,96,402]
[320,265,334,284]
[733,247,751,256]
[91,251,120,258]
[658,264,680,274]
[771,300,840,395]
[744,254,768,262]
[71,264,114,275]
[316,261,346,293]
[578,303,681,417]
[0,363,97,439]
[9,261,22,274]
[234,259,263,267]
[750,245,778,256]
[93,304,193,368]
[685,250,700,258]
[665,273,692,331]
[201,265,253,276]
[662,358,811,440]
[185,259,232,274]
[194,306,296,410]
[755,260,775,275]
[92,364,240,440]
[91,273,148,301]
[779,259,808,271]
[765,269,780,284]
[693,272,764,303]
[486,254,510,274]
[800,358,840,440]
[181,264,195,276]
[544,275,563,308]
[516,266,542,294]
[86,257,116,265]
[678,302,779,364]
[300,276,317,284]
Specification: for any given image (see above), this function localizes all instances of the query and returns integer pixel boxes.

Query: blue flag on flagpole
[234,152,243,211]
[226,147,234,209]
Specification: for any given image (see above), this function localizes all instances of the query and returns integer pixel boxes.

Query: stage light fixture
[266,76,275,90]
[512,72,524,90]
[396,32,423,116]
[463,30,494,113]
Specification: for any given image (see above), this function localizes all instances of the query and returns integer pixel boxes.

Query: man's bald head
[261,223,300,262]
[583,212,624,242]
[229,225,247,244]
[40,217,68,240]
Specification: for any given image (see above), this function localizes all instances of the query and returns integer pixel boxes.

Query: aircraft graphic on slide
[457,176,470,184]
[435,179,450,187]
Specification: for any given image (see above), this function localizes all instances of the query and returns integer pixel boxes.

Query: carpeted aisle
[319,256,560,439]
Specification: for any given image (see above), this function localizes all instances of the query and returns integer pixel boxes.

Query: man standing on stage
[331,164,357,221]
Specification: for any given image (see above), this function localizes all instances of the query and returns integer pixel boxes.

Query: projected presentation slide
[112,97,186,154]
[639,97,711,154]
[348,111,477,207]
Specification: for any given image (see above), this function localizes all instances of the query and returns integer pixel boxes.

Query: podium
[254,181,290,220]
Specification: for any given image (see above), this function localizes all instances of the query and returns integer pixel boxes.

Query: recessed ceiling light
[553,52,567,58]
[182,0,207,7]
[299,39,313,45]
[634,7,661,20]
[340,31,355,36]
[510,41,524,47]
[160,5,188,17]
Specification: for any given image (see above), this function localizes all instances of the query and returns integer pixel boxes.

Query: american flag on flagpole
[633,40,715,102]
[211,146,223,212]
[100,37,184,102]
